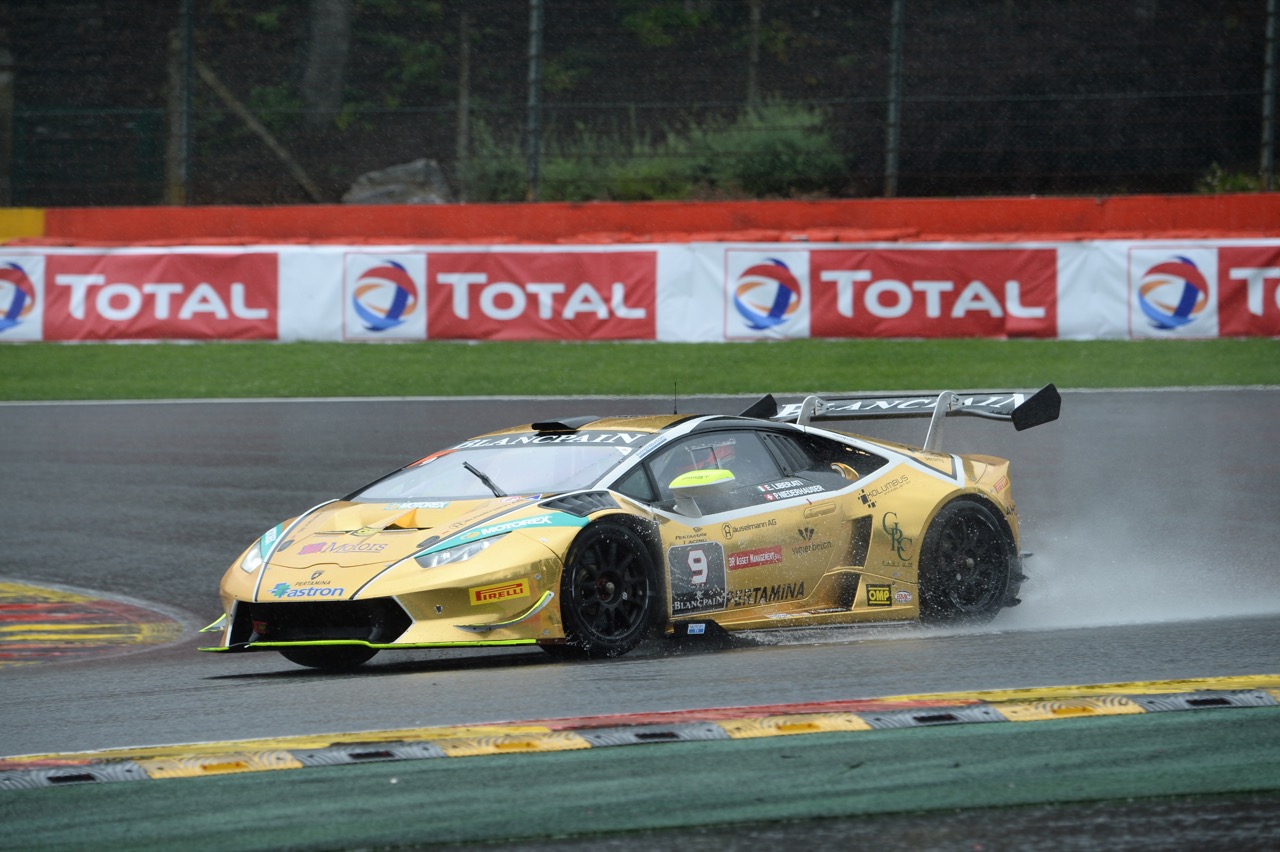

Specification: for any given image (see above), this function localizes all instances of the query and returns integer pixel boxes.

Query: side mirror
[669,469,736,518]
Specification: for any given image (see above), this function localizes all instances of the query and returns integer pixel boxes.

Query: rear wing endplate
[770,384,1060,452]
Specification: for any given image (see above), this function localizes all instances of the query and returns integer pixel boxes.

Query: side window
[613,465,657,503]
[763,432,888,485]
[649,431,781,503]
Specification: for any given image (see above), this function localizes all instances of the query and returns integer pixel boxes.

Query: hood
[255,497,549,601]
[268,496,546,571]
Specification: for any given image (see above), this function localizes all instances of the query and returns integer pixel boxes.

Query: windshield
[352,434,654,501]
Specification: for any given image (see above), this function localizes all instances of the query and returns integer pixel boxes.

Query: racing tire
[544,521,660,660]
[278,645,378,670]
[918,499,1016,625]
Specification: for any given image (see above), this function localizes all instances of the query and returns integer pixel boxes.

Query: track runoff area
[1,669,1278,848]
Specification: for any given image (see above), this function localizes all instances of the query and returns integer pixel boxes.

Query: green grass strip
[1,338,1276,400]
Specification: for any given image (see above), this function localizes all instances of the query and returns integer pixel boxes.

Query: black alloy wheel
[918,499,1015,625]
[546,522,659,659]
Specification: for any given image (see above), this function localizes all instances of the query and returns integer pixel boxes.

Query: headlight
[414,534,504,569]
[239,545,264,574]
[239,524,283,574]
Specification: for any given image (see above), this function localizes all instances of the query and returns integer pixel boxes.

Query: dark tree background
[0,0,1268,205]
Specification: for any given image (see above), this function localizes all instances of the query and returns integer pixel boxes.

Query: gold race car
[202,386,1060,669]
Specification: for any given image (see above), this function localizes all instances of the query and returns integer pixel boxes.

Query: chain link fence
[1,0,1271,207]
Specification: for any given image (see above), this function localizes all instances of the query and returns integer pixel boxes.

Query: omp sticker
[866,584,893,607]
[469,579,531,606]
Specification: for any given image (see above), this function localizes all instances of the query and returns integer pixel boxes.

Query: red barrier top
[23,193,1280,246]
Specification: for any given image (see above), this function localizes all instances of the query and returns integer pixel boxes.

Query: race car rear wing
[760,383,1060,452]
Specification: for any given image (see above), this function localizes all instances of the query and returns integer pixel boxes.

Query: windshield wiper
[463,461,507,498]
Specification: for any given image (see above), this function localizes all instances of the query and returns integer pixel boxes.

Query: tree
[301,0,352,130]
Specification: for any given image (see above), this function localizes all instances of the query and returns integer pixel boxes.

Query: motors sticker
[668,542,727,615]
[299,541,388,555]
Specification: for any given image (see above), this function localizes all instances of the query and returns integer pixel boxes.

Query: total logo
[725,250,809,339]
[0,261,39,337]
[426,251,656,341]
[43,253,277,341]
[1136,256,1210,331]
[343,254,426,340]
[1128,248,1218,338]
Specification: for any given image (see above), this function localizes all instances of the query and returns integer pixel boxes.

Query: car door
[629,428,858,622]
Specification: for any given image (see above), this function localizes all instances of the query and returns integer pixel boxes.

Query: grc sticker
[44,252,277,341]
[808,248,1057,339]
[426,250,656,340]
[469,579,531,606]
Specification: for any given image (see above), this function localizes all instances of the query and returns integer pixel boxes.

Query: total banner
[1,240,1277,342]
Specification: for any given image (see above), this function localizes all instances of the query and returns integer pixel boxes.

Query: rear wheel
[918,499,1015,625]
[544,522,659,660]
[279,645,378,670]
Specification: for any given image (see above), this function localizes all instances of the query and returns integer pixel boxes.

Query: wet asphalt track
[2,388,1280,752]
[2,388,1279,759]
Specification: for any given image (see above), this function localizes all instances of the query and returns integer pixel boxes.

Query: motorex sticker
[416,511,589,557]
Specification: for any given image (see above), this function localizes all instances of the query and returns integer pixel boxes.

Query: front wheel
[918,499,1016,625]
[279,645,378,670]
[544,522,660,660]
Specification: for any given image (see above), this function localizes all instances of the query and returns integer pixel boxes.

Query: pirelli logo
[866,584,893,607]
[469,579,531,606]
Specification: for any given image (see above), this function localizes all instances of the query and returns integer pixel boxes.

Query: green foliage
[693,98,847,197]
[251,6,286,32]
[459,119,525,202]
[471,99,847,202]
[620,1,713,48]
[246,83,304,137]
[1197,163,1261,193]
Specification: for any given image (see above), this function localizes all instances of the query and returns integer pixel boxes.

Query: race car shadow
[202,633,753,680]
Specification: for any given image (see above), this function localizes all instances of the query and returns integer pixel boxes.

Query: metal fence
[2,0,1273,207]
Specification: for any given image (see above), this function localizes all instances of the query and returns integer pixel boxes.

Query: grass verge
[1,338,1276,401]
